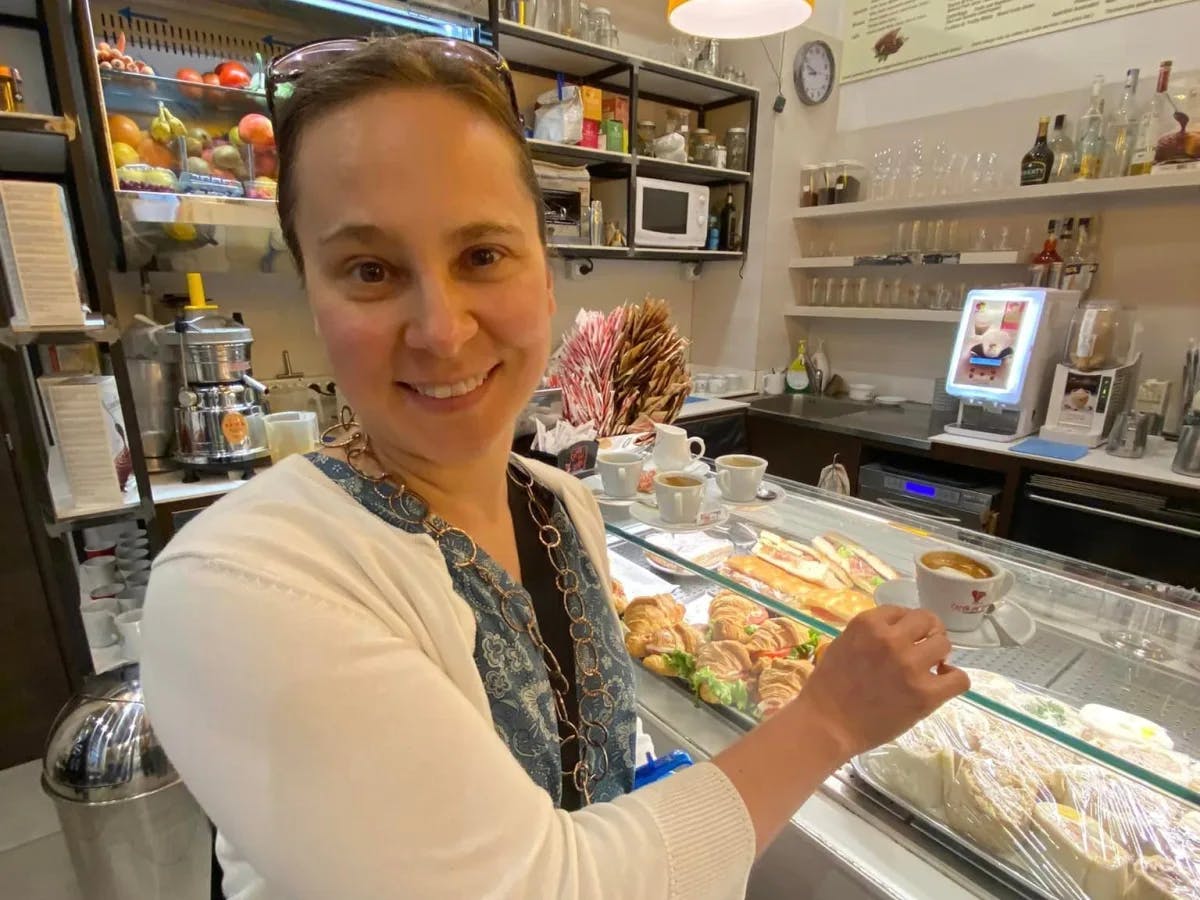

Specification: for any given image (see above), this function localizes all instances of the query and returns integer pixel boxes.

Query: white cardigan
[142,455,756,900]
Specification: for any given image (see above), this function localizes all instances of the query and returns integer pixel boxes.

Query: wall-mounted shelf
[788,250,1021,269]
[0,315,118,348]
[793,170,1200,220]
[784,306,961,322]
[0,112,72,176]
[551,244,742,262]
[637,156,750,186]
[528,138,630,174]
[115,190,278,228]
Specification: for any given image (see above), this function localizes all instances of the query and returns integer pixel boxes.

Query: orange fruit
[137,135,177,170]
[108,113,142,147]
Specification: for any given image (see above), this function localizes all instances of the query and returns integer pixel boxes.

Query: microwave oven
[634,177,709,249]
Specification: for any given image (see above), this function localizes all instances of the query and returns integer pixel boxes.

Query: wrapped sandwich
[863,715,956,810]
[751,530,850,589]
[1126,854,1200,900]
[1031,802,1131,900]
[812,532,900,593]
[943,754,1041,855]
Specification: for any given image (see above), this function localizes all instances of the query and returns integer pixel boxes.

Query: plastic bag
[533,84,583,144]
[818,455,851,495]
[651,131,686,163]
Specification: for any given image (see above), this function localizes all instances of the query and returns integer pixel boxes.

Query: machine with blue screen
[944,288,1080,442]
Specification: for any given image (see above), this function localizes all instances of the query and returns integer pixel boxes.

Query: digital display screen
[947,293,1036,400]
[904,481,937,498]
[642,188,688,234]
[968,356,1003,367]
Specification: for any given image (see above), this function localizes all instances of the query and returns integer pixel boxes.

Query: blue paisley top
[306,453,637,807]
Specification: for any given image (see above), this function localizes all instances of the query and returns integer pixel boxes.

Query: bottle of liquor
[718,191,738,251]
[1148,59,1189,168]
[1029,219,1063,288]
[705,214,720,250]
[1128,111,1156,175]
[1076,76,1107,179]
[1101,68,1140,178]
[1061,216,1098,299]
[1020,116,1054,186]
[1048,114,1077,182]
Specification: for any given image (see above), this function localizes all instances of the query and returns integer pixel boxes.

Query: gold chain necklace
[321,410,614,804]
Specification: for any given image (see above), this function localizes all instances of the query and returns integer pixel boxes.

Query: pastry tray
[850,756,1070,900]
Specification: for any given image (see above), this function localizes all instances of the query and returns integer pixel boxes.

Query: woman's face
[292,88,553,468]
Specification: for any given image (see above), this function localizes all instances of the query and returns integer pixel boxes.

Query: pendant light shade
[667,0,813,39]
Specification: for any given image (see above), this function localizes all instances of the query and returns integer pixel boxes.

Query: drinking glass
[971,225,990,252]
[952,282,969,311]
[931,141,952,196]
[837,277,852,307]
[809,276,827,306]
[946,219,961,252]
[886,277,903,307]
[929,281,949,310]
[871,277,887,307]
[929,218,946,253]
[905,282,925,309]
[853,276,868,307]
[994,224,1012,251]
[979,152,1000,192]
[907,218,925,253]
[822,276,838,306]
[906,138,926,199]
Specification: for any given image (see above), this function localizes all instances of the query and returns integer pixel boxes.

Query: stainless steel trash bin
[42,663,210,900]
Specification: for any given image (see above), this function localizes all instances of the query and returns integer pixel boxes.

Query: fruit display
[95,32,154,75]
[116,163,178,193]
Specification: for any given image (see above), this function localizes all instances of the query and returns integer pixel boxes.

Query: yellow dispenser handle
[185,272,217,310]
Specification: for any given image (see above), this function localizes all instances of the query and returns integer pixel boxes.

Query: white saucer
[647,459,710,479]
[716,483,786,508]
[873,579,1037,648]
[581,474,639,507]
[875,396,907,406]
[631,500,729,533]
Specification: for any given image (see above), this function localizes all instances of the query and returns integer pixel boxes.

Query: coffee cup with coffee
[914,548,1014,632]
[654,471,705,525]
[595,450,644,499]
[715,454,767,503]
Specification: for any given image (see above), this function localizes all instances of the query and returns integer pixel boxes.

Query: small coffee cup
[115,610,144,661]
[117,586,146,613]
[79,556,118,593]
[116,537,149,556]
[117,558,152,580]
[84,541,116,559]
[125,569,151,588]
[715,454,767,503]
[914,548,1014,632]
[762,372,786,395]
[653,471,705,525]
[595,450,644,499]
[116,548,150,570]
[80,597,119,648]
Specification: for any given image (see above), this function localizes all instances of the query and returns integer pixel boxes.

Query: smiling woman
[139,35,967,900]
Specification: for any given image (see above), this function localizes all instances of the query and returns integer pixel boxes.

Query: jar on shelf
[833,159,865,203]
[800,164,820,207]
[714,145,727,168]
[590,7,614,46]
[690,129,717,166]
[726,127,748,170]
[636,121,657,156]
[0,65,24,112]
[817,162,837,205]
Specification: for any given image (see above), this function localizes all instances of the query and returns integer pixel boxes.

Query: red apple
[238,113,274,148]
[176,67,203,99]
[216,61,251,89]
[201,72,220,86]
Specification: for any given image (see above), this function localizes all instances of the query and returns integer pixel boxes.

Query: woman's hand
[797,605,969,760]
[714,604,968,853]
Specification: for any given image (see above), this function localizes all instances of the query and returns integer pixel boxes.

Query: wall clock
[793,39,835,106]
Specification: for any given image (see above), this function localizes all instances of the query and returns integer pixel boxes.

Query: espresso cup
[116,548,150,569]
[117,558,152,580]
[80,597,119,648]
[79,556,118,593]
[595,450,644,499]
[914,548,1014,632]
[117,586,146,613]
[653,471,705,525]
[715,454,767,503]
[116,537,149,556]
[115,610,144,661]
[83,541,116,559]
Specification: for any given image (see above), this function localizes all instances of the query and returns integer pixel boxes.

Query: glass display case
[599,468,1200,900]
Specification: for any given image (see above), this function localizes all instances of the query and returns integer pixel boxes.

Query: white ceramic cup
[117,586,146,613]
[115,610,144,661]
[83,541,116,559]
[117,558,151,580]
[762,372,786,395]
[652,423,706,472]
[595,450,644,499]
[116,537,149,556]
[80,597,119,648]
[849,383,878,402]
[79,557,118,593]
[715,454,768,503]
[125,569,151,587]
[116,548,150,569]
[653,471,705,525]
[89,583,124,602]
[913,548,1015,632]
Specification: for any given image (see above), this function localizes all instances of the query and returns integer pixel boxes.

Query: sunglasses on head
[266,35,521,126]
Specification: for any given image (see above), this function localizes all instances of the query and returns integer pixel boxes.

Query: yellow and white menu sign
[843,0,1193,83]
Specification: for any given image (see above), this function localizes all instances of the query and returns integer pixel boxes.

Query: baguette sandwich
[721,554,824,608]
[751,530,851,589]
[811,532,899,593]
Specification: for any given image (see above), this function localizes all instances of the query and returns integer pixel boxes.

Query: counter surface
[932,432,1200,492]
[748,395,937,450]
[675,396,752,419]
[150,470,247,505]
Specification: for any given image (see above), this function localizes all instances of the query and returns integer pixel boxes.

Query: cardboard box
[580,86,603,121]
[580,118,600,149]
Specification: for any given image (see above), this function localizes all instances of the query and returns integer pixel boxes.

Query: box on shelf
[602,95,629,153]
[580,86,602,149]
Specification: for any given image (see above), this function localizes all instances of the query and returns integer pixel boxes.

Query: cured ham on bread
[811,532,900,593]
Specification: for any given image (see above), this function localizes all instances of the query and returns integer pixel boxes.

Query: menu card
[39,375,132,512]
[0,181,87,329]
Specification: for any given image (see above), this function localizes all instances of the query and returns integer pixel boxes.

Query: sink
[749,395,866,419]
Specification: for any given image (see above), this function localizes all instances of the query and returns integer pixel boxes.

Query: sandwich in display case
[599,468,1200,900]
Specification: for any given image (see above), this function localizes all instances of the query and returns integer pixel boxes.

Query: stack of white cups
[77,525,150,667]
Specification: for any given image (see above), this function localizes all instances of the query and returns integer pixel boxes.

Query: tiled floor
[0,760,82,899]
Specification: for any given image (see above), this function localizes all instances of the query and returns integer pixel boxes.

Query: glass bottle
[1128,111,1156,175]
[1061,217,1098,299]
[1101,68,1140,178]
[1076,76,1107,179]
[1029,219,1063,288]
[718,191,738,251]
[1048,114,1076,182]
[1020,116,1054,186]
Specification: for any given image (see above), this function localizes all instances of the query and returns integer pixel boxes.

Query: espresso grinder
[160,274,270,481]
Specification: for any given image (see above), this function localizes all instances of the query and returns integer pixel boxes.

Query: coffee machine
[159,274,270,481]
[943,288,1080,442]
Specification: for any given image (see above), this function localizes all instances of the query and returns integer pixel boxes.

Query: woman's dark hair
[275,37,545,275]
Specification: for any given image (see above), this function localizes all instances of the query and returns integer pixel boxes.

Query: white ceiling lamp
[667,0,814,39]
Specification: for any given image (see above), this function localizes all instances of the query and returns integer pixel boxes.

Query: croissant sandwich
[623,594,685,658]
[708,591,769,642]
[641,623,704,678]
[692,640,754,711]
[744,616,819,659]
[755,657,814,717]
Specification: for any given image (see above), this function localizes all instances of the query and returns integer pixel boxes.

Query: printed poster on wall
[842,0,1194,84]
